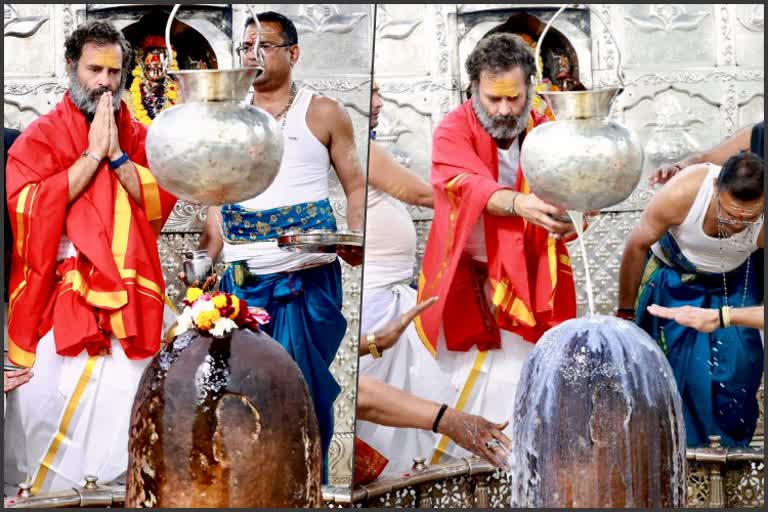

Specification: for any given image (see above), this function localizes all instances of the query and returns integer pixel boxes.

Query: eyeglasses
[235,43,293,57]
[717,198,764,226]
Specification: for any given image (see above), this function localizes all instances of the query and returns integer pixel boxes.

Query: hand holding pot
[514,193,572,238]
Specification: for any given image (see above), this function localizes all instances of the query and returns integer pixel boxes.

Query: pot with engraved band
[144,4,283,206]
[520,4,644,212]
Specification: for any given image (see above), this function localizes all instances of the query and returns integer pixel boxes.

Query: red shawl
[415,100,576,354]
[6,93,176,367]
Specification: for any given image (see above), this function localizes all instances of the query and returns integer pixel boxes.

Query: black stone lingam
[125,328,322,508]
[509,315,687,508]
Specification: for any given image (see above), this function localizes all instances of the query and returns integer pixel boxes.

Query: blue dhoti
[635,234,763,447]
[220,199,346,483]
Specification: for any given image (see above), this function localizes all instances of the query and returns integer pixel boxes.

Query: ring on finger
[485,439,501,450]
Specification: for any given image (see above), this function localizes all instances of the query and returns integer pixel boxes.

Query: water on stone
[507,315,687,508]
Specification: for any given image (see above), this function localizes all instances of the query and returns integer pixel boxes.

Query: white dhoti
[357,283,453,475]
[357,279,535,473]
[427,328,533,465]
[3,330,151,495]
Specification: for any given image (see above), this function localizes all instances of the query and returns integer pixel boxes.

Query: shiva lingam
[520,4,644,212]
[509,315,687,508]
[145,4,283,205]
[125,290,322,508]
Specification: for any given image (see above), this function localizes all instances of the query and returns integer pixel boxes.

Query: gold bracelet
[722,306,732,328]
[367,333,381,359]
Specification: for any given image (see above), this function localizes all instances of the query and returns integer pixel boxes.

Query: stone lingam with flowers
[125,289,322,508]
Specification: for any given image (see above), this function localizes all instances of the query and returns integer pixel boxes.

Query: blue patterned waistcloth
[635,232,763,447]
[221,198,337,244]
[220,259,346,484]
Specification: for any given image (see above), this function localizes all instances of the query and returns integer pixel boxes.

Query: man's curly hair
[64,21,133,78]
[465,33,535,85]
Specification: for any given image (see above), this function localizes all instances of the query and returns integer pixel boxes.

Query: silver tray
[277,230,364,254]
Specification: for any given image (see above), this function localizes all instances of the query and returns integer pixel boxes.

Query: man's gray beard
[68,69,124,118]
[471,84,533,141]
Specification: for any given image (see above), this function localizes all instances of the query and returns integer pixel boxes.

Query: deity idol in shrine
[124,35,180,125]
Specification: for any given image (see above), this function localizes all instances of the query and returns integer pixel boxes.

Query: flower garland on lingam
[129,35,180,126]
[175,287,270,337]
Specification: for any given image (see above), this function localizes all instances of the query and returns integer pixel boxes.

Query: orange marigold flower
[196,309,221,330]
[229,295,241,319]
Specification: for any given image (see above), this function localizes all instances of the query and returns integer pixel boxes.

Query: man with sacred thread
[193,11,367,483]
[414,33,580,465]
[4,21,177,494]
[618,151,764,448]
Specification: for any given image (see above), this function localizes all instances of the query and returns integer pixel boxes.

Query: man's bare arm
[67,155,102,204]
[690,125,752,166]
[111,161,143,205]
[368,142,432,208]
[323,98,366,231]
[618,166,704,309]
[648,304,764,332]
[200,206,224,261]
[650,125,753,185]
[731,306,765,330]
[486,189,573,236]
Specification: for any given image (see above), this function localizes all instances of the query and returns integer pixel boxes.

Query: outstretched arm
[368,142,432,208]
[649,124,753,185]
[618,166,703,311]
[357,376,512,468]
[648,304,764,331]
[359,297,438,356]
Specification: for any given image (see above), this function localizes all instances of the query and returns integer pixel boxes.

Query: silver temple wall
[375,3,764,310]
[373,3,764,441]
[3,3,373,488]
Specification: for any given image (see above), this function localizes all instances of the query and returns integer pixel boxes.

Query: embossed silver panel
[375,4,764,452]
[621,4,717,68]
[375,1,764,305]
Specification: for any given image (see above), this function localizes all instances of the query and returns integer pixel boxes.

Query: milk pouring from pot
[520,4,644,316]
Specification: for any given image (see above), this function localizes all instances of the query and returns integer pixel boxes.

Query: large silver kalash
[520,4,644,212]
[145,4,283,205]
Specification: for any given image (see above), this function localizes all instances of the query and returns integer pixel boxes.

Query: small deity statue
[124,34,180,125]
[544,48,585,91]
[512,33,557,116]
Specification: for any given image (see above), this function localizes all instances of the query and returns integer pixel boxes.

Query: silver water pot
[182,250,213,284]
[520,4,644,212]
[145,5,283,205]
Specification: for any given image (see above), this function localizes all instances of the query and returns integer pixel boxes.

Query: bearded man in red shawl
[414,33,578,465]
[4,21,176,494]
